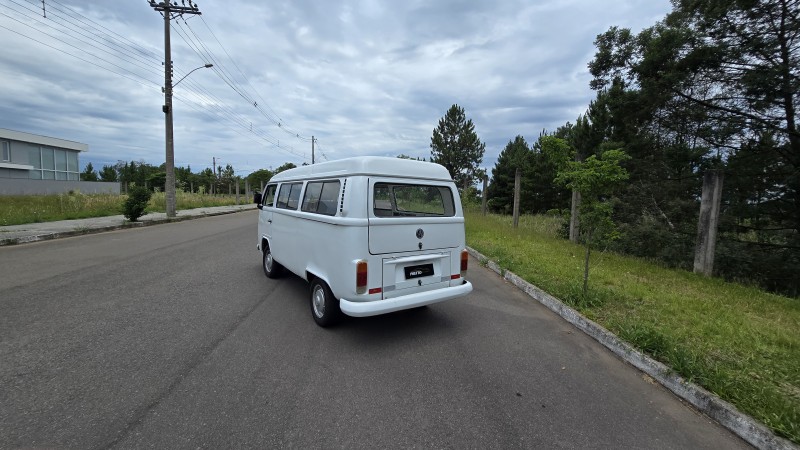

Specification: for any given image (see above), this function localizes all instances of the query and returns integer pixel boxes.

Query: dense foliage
[484,0,800,296]
[122,186,152,222]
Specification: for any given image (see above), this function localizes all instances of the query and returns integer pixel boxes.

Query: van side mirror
[253,192,262,204]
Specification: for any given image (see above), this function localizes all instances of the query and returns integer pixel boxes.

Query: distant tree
[274,162,297,174]
[397,154,425,161]
[430,104,486,188]
[486,136,534,214]
[173,165,193,192]
[147,171,166,192]
[556,148,630,294]
[198,167,216,194]
[80,162,98,181]
[246,169,273,190]
[531,134,573,213]
[98,164,118,182]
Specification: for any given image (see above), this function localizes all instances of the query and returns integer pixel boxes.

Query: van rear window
[373,183,455,217]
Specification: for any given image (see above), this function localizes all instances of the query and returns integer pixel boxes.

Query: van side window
[263,184,277,207]
[373,183,455,217]
[302,180,340,216]
[276,182,303,210]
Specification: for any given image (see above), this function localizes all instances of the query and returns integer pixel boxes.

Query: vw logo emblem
[416,228,424,239]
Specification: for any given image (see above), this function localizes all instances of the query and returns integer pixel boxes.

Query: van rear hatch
[368,180,462,255]
[368,217,464,254]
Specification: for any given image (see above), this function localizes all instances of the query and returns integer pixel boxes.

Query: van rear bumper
[339,281,472,317]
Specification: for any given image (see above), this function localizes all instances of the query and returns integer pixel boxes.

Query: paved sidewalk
[0,204,257,246]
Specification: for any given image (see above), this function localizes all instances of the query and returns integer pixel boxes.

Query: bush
[122,186,152,221]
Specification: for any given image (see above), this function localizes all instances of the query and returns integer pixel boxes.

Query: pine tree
[430,104,486,188]
[486,136,533,214]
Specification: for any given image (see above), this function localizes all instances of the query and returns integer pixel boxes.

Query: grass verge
[0,191,240,226]
[465,209,799,444]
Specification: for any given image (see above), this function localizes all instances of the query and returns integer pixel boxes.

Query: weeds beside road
[0,191,241,226]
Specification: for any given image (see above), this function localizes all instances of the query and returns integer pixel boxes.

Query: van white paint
[256,156,472,325]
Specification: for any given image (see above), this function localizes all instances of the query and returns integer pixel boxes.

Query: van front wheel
[262,244,283,279]
[310,279,341,327]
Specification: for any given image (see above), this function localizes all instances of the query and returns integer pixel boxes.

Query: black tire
[310,278,342,327]
[262,242,283,279]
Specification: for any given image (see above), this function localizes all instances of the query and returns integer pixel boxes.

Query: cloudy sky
[0,0,671,176]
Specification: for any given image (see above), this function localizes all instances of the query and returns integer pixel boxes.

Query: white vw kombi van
[255,156,473,326]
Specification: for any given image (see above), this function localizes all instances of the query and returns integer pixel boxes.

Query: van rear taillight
[356,260,368,294]
[460,250,468,278]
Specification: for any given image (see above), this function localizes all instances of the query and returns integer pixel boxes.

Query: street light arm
[173,63,213,88]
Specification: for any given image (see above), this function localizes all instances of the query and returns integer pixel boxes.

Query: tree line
[429,0,799,297]
[80,160,298,195]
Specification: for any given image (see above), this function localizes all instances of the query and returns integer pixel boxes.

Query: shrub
[122,186,152,221]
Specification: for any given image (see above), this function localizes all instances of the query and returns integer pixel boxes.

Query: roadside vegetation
[0,191,240,226]
[464,208,799,443]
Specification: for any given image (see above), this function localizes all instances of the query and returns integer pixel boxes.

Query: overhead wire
[184,15,316,143]
[1,2,159,85]
[0,0,318,163]
[169,20,308,159]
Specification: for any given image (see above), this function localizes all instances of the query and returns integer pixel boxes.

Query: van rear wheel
[262,243,283,279]
[310,278,341,327]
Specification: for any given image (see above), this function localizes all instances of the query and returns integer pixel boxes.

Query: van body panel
[369,218,465,255]
[256,157,472,322]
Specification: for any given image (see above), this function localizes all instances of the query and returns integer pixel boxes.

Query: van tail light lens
[460,250,468,278]
[356,260,368,294]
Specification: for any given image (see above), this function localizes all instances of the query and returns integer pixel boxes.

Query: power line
[0,13,159,88]
[1,0,320,165]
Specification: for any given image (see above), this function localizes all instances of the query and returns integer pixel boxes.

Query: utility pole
[311,136,316,164]
[149,0,202,218]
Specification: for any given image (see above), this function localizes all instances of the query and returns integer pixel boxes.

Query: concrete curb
[0,208,251,246]
[467,246,797,450]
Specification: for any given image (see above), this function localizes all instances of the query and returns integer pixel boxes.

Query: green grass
[465,209,800,443]
[0,191,240,226]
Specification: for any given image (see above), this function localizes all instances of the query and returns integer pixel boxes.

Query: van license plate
[405,263,434,280]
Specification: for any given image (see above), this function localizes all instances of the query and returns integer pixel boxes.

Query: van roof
[269,156,454,182]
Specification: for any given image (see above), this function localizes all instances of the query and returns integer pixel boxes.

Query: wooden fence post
[481,175,488,216]
[513,168,521,228]
[693,170,724,276]
[569,190,581,243]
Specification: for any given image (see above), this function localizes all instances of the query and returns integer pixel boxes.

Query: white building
[0,128,118,195]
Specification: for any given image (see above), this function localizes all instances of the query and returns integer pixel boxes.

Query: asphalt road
[0,210,750,449]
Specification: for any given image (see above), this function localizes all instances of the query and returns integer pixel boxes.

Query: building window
[1,140,9,162]
[27,146,81,181]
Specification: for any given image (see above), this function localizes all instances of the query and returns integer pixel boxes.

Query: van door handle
[268,219,272,223]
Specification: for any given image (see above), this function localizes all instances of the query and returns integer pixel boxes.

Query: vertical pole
[164,6,176,218]
[235,176,240,205]
[513,168,521,228]
[569,190,581,242]
[481,175,488,216]
[694,170,724,276]
[312,136,315,164]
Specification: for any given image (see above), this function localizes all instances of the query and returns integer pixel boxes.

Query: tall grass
[465,210,800,443]
[0,191,241,226]
[147,191,240,212]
